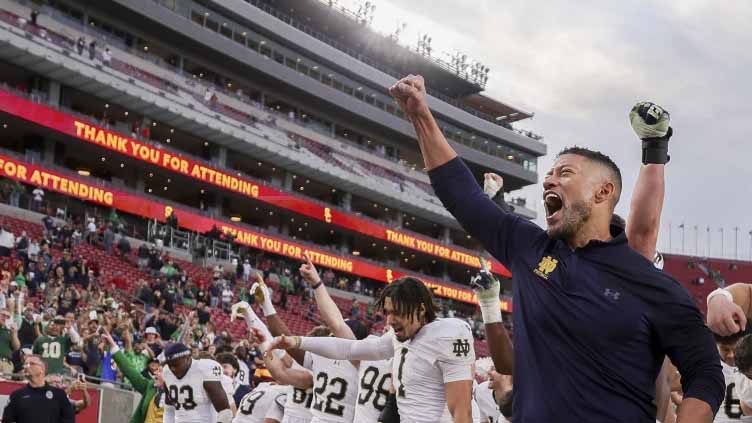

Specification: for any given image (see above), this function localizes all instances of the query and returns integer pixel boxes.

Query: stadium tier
[0,0,543,302]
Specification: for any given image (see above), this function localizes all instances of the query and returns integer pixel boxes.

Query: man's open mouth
[544,191,563,222]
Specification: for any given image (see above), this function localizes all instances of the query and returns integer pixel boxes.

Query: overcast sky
[338,0,752,260]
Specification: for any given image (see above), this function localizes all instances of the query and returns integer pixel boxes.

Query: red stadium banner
[0,154,512,311]
[0,380,100,423]
[0,90,512,278]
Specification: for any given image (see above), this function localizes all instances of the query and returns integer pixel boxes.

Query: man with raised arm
[384,74,722,422]
[473,101,676,421]
[268,275,476,423]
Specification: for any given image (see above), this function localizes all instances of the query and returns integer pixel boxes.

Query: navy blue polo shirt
[429,157,724,422]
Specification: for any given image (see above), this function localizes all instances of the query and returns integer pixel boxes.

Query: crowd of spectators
[0,175,488,396]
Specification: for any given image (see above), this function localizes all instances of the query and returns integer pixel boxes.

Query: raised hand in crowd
[298,251,321,287]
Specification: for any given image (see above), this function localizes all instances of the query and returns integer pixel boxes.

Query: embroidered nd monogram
[534,256,558,280]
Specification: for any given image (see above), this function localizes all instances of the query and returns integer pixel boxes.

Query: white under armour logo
[603,288,621,301]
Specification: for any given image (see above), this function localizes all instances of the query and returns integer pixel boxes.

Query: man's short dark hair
[735,334,752,374]
[215,353,240,373]
[714,328,749,346]
[557,146,622,205]
[375,277,439,323]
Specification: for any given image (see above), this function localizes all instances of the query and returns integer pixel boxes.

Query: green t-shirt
[123,350,149,374]
[0,328,13,360]
[32,335,72,374]
[13,274,26,289]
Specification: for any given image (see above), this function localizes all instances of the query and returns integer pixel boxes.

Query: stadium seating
[663,254,752,314]
[0,209,490,355]
[0,4,443,202]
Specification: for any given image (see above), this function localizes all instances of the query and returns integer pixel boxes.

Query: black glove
[629,102,673,165]
[470,269,499,291]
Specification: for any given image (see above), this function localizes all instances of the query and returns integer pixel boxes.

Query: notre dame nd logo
[534,256,558,280]
[452,339,470,357]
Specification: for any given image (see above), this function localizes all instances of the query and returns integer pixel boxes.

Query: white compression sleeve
[244,308,275,352]
[299,332,394,361]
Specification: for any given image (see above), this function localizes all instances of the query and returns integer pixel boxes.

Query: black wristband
[641,127,672,165]
[311,281,322,290]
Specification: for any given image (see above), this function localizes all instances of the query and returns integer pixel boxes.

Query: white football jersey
[282,362,314,423]
[222,374,237,407]
[304,352,359,423]
[716,360,745,422]
[474,381,503,423]
[237,360,251,386]
[391,318,475,423]
[163,358,224,423]
[354,344,393,423]
[233,383,288,423]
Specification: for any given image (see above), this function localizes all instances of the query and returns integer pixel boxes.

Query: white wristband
[262,295,277,317]
[478,299,503,325]
[707,288,733,305]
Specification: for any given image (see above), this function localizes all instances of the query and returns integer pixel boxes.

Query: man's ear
[594,181,616,205]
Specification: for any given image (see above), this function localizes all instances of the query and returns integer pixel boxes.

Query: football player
[162,343,232,423]
[269,277,475,423]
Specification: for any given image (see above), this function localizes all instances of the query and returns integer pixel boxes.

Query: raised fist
[389,74,430,121]
[629,101,673,164]
[630,102,671,140]
[483,173,504,198]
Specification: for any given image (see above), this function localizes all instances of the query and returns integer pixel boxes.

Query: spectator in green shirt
[122,329,151,374]
[108,208,121,226]
[103,330,164,423]
[278,269,292,293]
[159,261,177,278]
[0,310,20,374]
[32,316,81,375]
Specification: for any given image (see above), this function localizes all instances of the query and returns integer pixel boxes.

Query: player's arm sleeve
[428,157,543,267]
[652,285,725,414]
[263,394,286,422]
[434,328,475,384]
[299,331,394,361]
